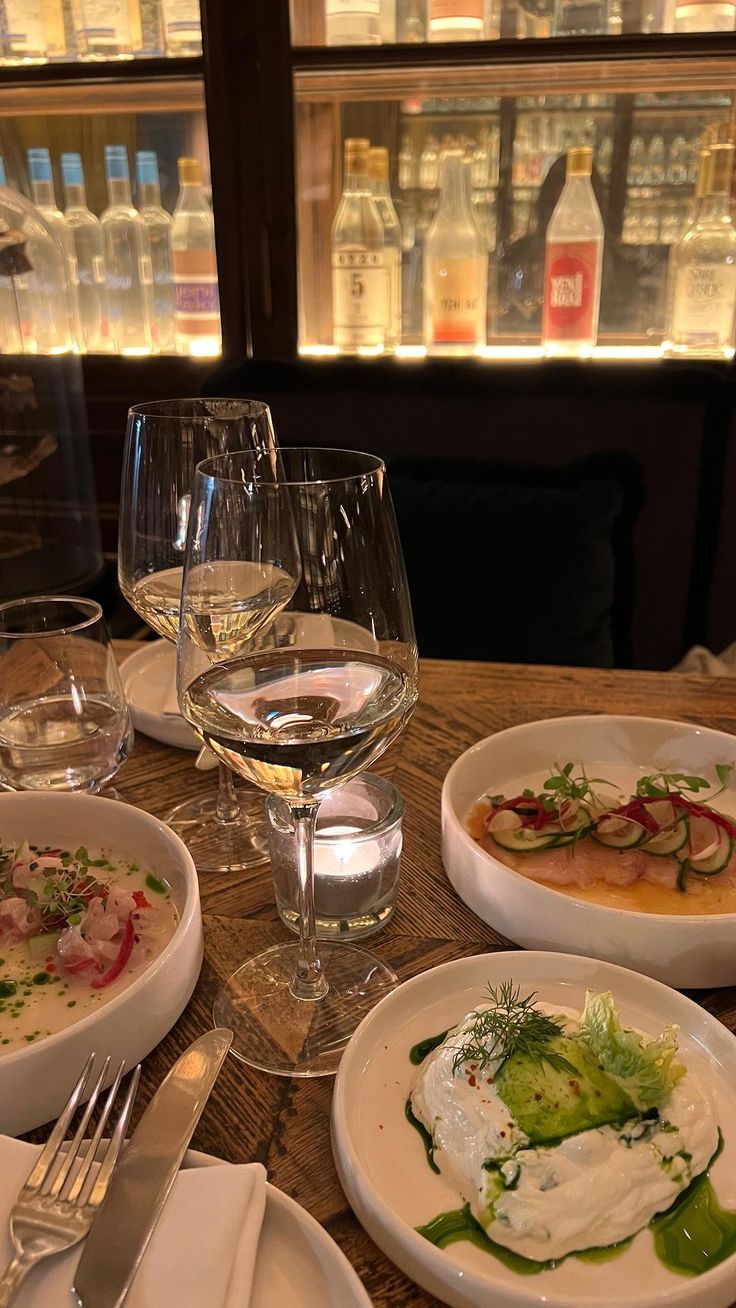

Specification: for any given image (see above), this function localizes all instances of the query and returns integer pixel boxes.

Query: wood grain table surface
[81,649,736,1305]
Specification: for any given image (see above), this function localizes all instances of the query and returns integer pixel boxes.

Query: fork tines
[25,1055,140,1209]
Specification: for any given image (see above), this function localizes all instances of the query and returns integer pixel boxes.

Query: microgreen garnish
[636,765,732,802]
[451,981,576,1077]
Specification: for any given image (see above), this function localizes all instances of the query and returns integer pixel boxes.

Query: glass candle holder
[266,774,403,940]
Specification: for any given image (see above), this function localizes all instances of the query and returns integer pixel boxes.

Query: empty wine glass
[118,397,277,872]
[178,448,419,1076]
[0,596,132,792]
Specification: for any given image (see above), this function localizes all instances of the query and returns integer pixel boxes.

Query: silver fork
[0,1053,140,1308]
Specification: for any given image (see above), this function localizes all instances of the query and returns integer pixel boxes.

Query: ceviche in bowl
[441,715,736,987]
[0,791,202,1136]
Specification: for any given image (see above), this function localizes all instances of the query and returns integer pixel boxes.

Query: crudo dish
[0,791,202,1136]
[441,716,736,987]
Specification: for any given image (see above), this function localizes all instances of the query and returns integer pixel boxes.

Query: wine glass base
[165,790,269,872]
[212,941,399,1076]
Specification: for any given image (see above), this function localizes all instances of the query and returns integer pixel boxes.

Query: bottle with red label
[542,146,604,358]
[424,151,487,355]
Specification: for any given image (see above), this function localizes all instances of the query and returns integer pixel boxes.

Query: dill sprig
[451,981,576,1077]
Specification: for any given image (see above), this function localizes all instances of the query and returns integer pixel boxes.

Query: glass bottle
[3,0,65,60]
[419,136,439,190]
[647,134,666,186]
[61,151,108,354]
[398,0,426,38]
[665,144,736,360]
[673,0,735,27]
[325,0,381,44]
[136,149,175,354]
[160,0,202,54]
[100,144,154,356]
[367,146,401,351]
[399,135,417,190]
[554,0,609,33]
[170,155,221,357]
[70,0,143,58]
[27,147,82,352]
[542,146,604,358]
[331,138,386,354]
[424,152,487,355]
[380,0,397,38]
[0,158,23,354]
[428,0,485,39]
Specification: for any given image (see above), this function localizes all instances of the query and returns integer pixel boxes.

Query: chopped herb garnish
[452,982,576,1077]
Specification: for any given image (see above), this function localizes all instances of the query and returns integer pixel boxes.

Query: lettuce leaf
[578,989,685,1111]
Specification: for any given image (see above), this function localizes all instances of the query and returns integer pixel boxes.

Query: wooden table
[107,652,736,1307]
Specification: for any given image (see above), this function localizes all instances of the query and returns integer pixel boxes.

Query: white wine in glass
[118,397,278,872]
[178,447,419,1076]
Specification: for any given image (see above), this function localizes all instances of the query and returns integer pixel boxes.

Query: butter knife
[73,1027,233,1308]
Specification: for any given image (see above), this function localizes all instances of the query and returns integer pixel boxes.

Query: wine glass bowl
[0,596,132,793]
[178,447,419,1076]
[118,397,278,871]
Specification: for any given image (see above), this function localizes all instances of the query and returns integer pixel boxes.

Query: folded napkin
[0,1135,266,1308]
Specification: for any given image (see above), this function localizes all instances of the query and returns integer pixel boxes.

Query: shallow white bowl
[332,950,736,1308]
[0,791,203,1136]
[441,714,736,988]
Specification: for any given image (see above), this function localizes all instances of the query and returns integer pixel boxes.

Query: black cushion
[387,456,639,668]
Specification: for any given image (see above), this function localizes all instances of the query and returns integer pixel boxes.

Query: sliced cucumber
[490,826,561,853]
[641,817,689,857]
[688,825,734,876]
[592,817,648,850]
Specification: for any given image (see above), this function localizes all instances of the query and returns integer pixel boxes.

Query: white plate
[441,714,736,987]
[120,640,200,751]
[0,792,202,1136]
[187,1149,372,1308]
[331,950,736,1308]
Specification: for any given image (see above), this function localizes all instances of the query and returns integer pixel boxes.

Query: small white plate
[441,715,736,987]
[187,1149,372,1308]
[331,950,736,1308]
[120,640,199,751]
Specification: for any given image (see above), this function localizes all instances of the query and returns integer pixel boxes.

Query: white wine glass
[178,448,419,1076]
[118,397,277,872]
[0,596,132,793]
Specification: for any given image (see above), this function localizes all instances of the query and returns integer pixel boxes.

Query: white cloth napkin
[0,1135,266,1308]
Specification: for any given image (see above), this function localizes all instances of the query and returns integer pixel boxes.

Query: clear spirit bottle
[70,0,143,58]
[61,151,108,353]
[367,146,401,351]
[28,147,83,351]
[673,0,735,26]
[424,151,487,355]
[136,150,176,353]
[325,0,381,44]
[3,0,65,60]
[100,144,154,355]
[542,146,604,357]
[380,0,396,38]
[170,156,221,357]
[160,0,202,54]
[0,157,23,354]
[665,143,736,359]
[428,0,485,40]
[331,138,386,353]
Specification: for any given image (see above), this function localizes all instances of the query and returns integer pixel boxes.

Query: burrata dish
[409,984,720,1266]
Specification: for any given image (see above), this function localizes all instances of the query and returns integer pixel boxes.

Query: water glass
[0,596,132,792]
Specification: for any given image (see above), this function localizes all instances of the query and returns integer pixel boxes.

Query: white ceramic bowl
[0,791,203,1136]
[441,714,736,988]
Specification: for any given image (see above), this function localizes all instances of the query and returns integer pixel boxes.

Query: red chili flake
[468,1074,477,1088]
[45,963,57,974]
[534,1092,543,1102]
[132,890,151,910]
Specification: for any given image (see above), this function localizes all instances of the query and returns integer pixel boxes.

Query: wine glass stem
[216,763,240,825]
[288,800,329,1002]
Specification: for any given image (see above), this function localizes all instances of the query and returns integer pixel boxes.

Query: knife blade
[73,1027,233,1308]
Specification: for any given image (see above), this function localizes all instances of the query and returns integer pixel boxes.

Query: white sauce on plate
[411,1002,719,1261]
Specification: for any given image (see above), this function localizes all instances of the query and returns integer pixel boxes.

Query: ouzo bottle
[61,152,108,354]
[100,144,154,355]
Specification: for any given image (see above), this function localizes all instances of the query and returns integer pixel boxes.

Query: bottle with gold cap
[665,142,736,360]
[424,151,487,355]
[170,156,221,358]
[332,138,386,353]
[542,145,604,358]
[367,146,401,351]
